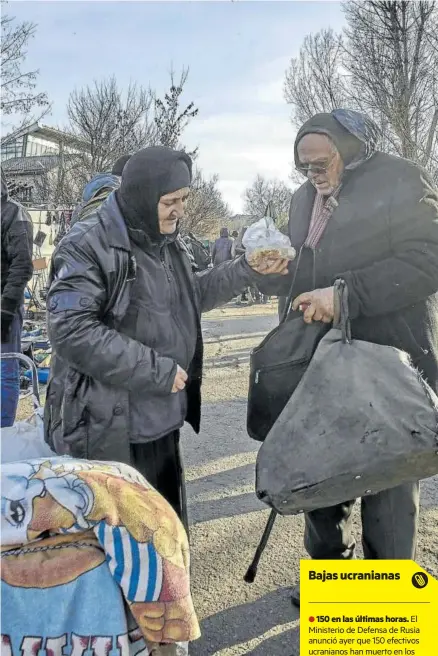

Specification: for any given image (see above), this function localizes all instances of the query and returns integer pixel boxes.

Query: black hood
[1,168,8,202]
[294,112,362,168]
[116,146,192,243]
[294,109,380,172]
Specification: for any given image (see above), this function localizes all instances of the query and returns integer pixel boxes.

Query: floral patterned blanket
[1,457,200,655]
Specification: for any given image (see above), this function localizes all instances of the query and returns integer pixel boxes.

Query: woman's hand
[292,287,335,324]
[171,365,188,393]
[246,255,290,276]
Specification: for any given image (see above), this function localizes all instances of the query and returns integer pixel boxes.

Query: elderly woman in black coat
[259,109,438,606]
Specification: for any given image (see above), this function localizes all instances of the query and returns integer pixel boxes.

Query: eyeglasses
[296,162,330,176]
[296,151,337,176]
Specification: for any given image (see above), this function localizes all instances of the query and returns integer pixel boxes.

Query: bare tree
[64,69,198,192]
[1,9,49,120]
[30,68,201,208]
[284,1,438,177]
[66,76,156,177]
[33,154,85,207]
[244,175,293,229]
[154,68,199,155]
[344,1,438,170]
[182,169,230,238]
[284,29,348,126]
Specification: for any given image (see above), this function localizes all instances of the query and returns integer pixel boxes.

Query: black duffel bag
[256,280,438,514]
[247,254,329,441]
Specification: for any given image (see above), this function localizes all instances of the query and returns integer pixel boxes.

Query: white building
[1,122,89,205]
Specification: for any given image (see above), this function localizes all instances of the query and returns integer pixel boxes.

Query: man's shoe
[291,584,300,608]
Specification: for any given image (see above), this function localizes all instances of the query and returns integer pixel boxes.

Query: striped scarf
[304,185,342,249]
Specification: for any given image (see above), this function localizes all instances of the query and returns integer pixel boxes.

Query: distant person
[182,232,211,271]
[231,226,247,259]
[232,227,251,303]
[211,227,233,266]
[111,154,131,177]
[1,168,33,427]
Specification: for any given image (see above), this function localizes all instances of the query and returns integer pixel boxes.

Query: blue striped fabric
[95,520,163,603]
[1,458,200,646]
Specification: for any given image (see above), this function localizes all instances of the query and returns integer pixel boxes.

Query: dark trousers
[1,309,23,428]
[130,431,189,534]
[304,482,419,560]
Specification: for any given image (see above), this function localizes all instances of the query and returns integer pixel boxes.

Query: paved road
[201,313,277,369]
[181,308,438,656]
[202,313,277,339]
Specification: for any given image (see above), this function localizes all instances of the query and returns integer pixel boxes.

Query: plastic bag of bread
[242,216,296,266]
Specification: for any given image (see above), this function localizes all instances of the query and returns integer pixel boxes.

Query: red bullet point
[309,617,315,622]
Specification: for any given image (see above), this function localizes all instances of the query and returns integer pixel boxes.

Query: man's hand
[246,255,290,276]
[292,287,335,324]
[171,365,188,393]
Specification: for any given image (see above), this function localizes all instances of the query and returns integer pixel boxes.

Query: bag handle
[279,245,304,324]
[333,278,352,344]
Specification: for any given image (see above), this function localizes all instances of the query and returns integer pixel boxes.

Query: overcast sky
[10,0,345,212]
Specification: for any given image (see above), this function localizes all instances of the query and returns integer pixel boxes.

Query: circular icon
[412,572,429,589]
